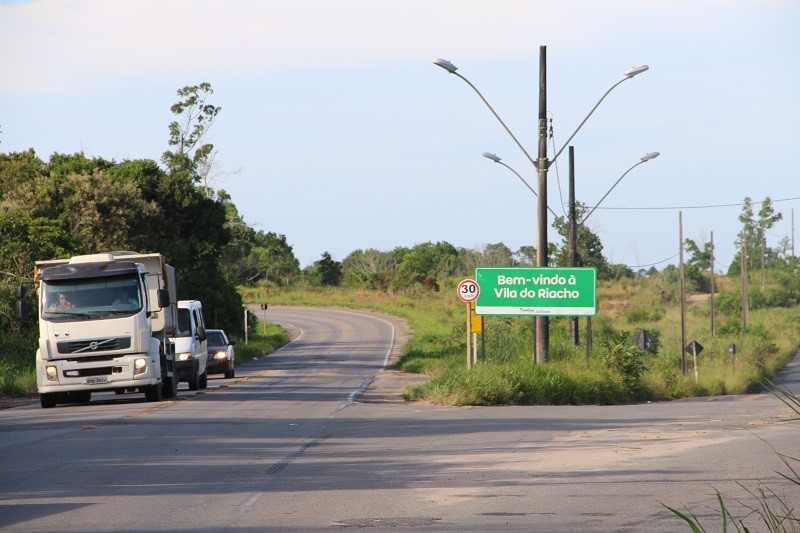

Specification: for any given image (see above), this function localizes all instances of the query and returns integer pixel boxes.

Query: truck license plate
[86,376,108,385]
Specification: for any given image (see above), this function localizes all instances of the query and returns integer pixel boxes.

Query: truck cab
[172,300,208,390]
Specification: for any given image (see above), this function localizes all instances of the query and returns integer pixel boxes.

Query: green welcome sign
[475,267,597,316]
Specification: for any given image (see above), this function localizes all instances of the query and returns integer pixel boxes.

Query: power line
[623,252,680,269]
[589,196,800,211]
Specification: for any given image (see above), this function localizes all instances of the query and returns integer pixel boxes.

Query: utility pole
[710,231,716,337]
[535,45,549,364]
[679,211,687,375]
[568,146,578,346]
[760,223,765,290]
[741,236,749,330]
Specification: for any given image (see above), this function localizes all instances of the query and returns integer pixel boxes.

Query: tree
[161,82,221,184]
[479,242,515,266]
[514,245,536,266]
[342,248,398,289]
[552,202,609,277]
[315,252,343,286]
[394,241,459,287]
[237,231,300,286]
[731,197,783,275]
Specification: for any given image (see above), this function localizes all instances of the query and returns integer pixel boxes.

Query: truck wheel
[199,369,208,389]
[188,368,200,391]
[40,393,57,409]
[162,375,178,399]
[144,384,163,402]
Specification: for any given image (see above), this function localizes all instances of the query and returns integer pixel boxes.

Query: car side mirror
[229,340,236,346]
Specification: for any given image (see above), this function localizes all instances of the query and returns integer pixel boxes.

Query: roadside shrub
[599,331,647,390]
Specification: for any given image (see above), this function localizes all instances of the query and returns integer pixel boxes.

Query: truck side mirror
[156,288,170,309]
[15,285,26,320]
[196,326,207,342]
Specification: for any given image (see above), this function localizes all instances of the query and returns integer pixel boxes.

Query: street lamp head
[482,152,501,163]
[433,58,458,74]
[640,151,660,162]
[623,64,649,78]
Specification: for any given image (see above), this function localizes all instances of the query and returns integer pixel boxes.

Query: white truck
[28,251,180,408]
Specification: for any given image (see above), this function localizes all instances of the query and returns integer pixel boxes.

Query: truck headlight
[134,357,147,375]
[177,352,193,361]
[45,365,58,382]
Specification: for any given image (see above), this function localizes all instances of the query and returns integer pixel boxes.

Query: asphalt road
[1,306,798,532]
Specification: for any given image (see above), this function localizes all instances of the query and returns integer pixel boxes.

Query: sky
[1,1,799,272]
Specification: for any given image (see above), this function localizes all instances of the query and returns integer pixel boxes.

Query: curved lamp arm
[482,152,559,217]
[550,65,649,167]
[579,151,659,225]
[435,59,538,170]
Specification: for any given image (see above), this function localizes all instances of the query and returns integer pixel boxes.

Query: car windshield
[175,308,192,337]
[207,331,225,345]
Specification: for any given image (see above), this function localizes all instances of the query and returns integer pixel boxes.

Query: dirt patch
[0,394,37,410]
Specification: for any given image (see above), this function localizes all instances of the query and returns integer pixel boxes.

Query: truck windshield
[42,275,142,320]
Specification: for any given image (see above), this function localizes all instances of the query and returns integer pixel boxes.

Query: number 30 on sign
[457,278,480,302]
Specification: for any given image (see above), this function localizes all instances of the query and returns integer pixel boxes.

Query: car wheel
[224,364,234,379]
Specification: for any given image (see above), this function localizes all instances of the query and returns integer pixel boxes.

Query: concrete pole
[535,45,549,364]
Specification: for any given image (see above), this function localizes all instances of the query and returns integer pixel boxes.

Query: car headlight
[177,352,193,361]
[214,351,228,360]
[134,357,147,375]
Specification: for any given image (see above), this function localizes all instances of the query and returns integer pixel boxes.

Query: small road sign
[685,340,704,355]
[457,278,480,303]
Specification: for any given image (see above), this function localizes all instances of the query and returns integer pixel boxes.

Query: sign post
[686,340,703,384]
[457,279,480,369]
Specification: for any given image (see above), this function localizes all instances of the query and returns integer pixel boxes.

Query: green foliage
[598,331,648,390]
[307,251,343,287]
[234,321,289,361]
[0,328,38,395]
[162,82,221,183]
[625,305,665,323]
[394,241,459,288]
[551,202,610,278]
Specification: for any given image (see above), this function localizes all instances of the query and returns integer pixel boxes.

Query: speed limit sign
[457,278,480,302]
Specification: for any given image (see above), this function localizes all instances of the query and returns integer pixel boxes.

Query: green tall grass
[0,330,38,395]
[249,276,800,406]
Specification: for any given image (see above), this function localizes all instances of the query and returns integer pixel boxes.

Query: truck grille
[57,337,132,354]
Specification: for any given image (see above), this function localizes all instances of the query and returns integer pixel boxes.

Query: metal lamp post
[435,48,649,362]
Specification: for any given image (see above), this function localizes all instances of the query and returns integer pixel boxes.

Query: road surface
[1,306,798,532]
